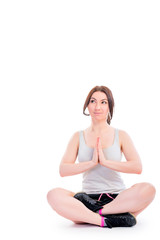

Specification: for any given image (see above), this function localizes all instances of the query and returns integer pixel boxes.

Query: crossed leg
[47,187,101,225]
[47,182,156,225]
[101,182,156,217]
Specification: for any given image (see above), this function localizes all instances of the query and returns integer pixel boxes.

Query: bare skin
[47,91,156,226]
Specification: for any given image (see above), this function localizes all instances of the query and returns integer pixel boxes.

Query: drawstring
[98,193,114,201]
[98,193,103,201]
[106,193,114,200]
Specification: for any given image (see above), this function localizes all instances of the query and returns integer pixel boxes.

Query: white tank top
[78,128,126,194]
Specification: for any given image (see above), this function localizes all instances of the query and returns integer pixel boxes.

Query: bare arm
[59,132,98,177]
[98,130,142,174]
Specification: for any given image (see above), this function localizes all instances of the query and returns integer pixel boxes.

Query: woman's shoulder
[69,130,83,144]
[118,129,132,145]
[65,131,80,154]
[70,131,80,141]
[118,128,130,137]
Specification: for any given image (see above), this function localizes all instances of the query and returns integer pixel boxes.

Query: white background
[0,0,160,239]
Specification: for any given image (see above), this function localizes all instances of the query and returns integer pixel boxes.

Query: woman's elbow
[136,163,143,174]
[59,171,65,177]
[59,165,65,177]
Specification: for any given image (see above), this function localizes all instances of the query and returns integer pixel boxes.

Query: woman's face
[87,91,110,121]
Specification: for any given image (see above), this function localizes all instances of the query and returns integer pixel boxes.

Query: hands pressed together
[91,137,106,166]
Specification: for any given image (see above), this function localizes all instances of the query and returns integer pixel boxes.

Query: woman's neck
[89,121,110,134]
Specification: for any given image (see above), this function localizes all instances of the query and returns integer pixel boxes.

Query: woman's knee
[144,183,156,199]
[47,187,63,208]
[47,187,75,209]
[135,182,156,200]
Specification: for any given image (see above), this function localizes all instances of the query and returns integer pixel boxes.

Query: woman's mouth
[94,112,102,115]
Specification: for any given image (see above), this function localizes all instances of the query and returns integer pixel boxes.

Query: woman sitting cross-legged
[47,85,156,228]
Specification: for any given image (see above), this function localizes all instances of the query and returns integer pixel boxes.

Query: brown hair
[83,86,114,124]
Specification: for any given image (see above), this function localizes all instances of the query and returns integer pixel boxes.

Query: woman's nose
[95,103,101,109]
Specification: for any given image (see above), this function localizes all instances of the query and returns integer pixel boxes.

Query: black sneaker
[73,192,103,212]
[101,212,137,227]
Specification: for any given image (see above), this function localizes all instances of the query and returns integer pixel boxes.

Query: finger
[94,146,98,156]
[96,137,99,148]
[98,137,101,148]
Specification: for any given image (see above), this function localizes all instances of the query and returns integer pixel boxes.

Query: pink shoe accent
[99,209,103,215]
[101,216,104,227]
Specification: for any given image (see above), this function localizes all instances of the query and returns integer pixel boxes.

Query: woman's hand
[97,137,106,165]
[91,137,106,167]
[91,140,99,166]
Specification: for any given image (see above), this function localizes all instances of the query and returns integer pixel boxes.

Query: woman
[47,85,156,228]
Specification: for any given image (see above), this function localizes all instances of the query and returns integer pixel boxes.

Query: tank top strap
[79,130,84,146]
[114,128,120,145]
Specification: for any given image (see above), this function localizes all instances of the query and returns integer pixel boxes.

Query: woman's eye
[102,101,107,104]
[90,100,95,103]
